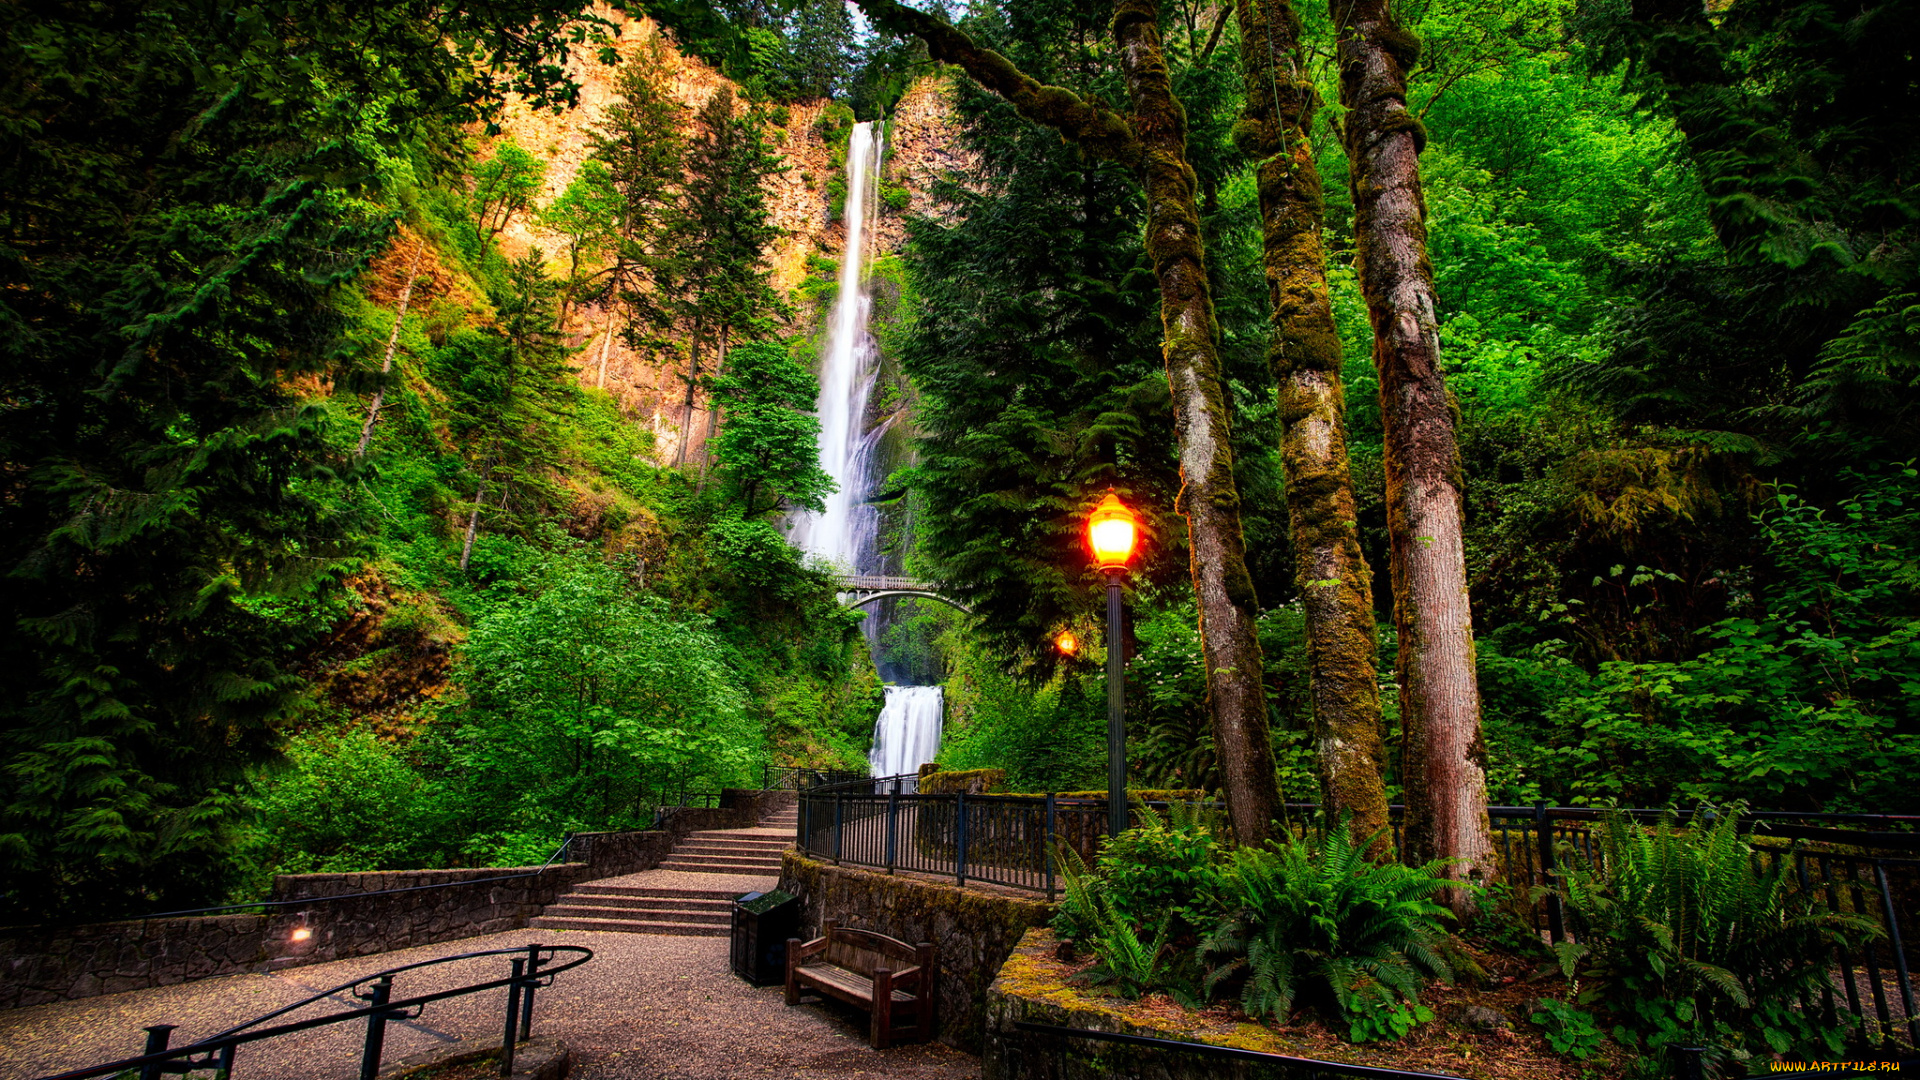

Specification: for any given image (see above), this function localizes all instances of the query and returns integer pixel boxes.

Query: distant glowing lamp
[1087,491,1140,571]
[290,926,312,943]
[1055,630,1078,655]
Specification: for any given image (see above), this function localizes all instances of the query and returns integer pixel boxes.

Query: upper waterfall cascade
[786,121,946,777]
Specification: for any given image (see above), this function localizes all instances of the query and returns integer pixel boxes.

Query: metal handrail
[34,943,593,1080]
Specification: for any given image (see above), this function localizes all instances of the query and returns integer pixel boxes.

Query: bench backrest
[821,925,920,977]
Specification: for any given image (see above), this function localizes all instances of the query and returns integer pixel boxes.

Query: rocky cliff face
[874,75,972,255]
[364,8,963,468]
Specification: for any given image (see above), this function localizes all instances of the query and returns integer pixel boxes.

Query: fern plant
[1052,840,1178,999]
[1556,803,1883,1062]
[1198,816,1460,1039]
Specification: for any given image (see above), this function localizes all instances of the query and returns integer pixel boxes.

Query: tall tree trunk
[357,248,422,457]
[850,0,1281,847]
[1235,0,1391,849]
[675,326,702,467]
[1331,0,1492,902]
[595,314,617,389]
[1113,0,1280,849]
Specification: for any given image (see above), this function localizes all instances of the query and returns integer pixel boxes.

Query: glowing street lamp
[1054,630,1079,656]
[1086,490,1139,838]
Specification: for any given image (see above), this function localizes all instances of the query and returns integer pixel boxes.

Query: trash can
[730,890,800,986]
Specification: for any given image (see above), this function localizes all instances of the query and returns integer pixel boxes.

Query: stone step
[528,916,726,937]
[676,843,787,858]
[540,904,728,925]
[659,858,781,875]
[571,883,742,901]
[663,850,781,865]
[686,830,790,843]
[549,894,732,913]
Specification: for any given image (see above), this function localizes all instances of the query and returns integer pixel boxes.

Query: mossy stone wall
[778,851,1053,1052]
[920,768,1008,795]
[986,927,1318,1080]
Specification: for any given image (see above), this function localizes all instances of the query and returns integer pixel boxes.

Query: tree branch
[850,0,1143,167]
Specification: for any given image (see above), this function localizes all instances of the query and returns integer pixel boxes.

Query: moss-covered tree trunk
[1233,0,1390,850]
[1331,0,1493,901]
[1112,0,1279,849]
[852,0,1280,847]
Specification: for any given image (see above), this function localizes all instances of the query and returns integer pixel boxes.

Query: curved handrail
[206,943,592,1042]
[34,944,594,1080]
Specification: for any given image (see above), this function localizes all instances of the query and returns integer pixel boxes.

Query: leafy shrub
[1096,801,1230,935]
[1555,804,1883,1064]
[1532,997,1607,1059]
[251,727,457,873]
[1199,817,1459,1040]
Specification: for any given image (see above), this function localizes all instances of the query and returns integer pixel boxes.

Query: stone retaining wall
[777,851,1053,1053]
[0,790,796,1010]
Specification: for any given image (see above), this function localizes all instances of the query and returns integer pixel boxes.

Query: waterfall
[868,685,944,780]
[790,120,945,780]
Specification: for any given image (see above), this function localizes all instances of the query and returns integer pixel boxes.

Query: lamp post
[1086,490,1139,839]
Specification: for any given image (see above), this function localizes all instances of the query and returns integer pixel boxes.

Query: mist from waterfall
[788,120,944,780]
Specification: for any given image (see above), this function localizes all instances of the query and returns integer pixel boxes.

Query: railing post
[359,976,393,1080]
[956,791,969,886]
[1045,793,1057,901]
[1672,1045,1707,1080]
[520,944,542,1041]
[500,958,526,1077]
[833,794,844,865]
[1536,802,1564,944]
[885,788,899,873]
[1872,860,1919,1046]
[139,1025,176,1080]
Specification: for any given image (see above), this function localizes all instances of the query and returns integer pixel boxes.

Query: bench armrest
[790,935,831,962]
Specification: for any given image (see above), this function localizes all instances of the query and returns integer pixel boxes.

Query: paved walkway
[0,927,980,1080]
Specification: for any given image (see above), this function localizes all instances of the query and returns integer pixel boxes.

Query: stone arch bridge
[835,574,971,614]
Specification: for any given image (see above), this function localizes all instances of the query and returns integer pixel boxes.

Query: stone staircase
[529,803,798,937]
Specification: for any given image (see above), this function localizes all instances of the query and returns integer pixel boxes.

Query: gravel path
[0,928,981,1080]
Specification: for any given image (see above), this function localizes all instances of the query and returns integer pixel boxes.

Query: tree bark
[1331,0,1492,902]
[357,247,421,457]
[595,313,616,388]
[854,0,1280,847]
[1113,0,1279,849]
[1234,0,1391,850]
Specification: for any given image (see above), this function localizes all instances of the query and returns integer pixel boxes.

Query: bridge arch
[835,574,972,615]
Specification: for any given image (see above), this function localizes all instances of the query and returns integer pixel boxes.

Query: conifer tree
[592,41,689,386]
[455,253,578,570]
[674,87,789,465]
[0,0,600,922]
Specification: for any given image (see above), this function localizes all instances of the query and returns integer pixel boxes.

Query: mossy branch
[849,0,1143,167]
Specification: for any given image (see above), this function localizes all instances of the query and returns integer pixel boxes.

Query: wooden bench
[784,921,937,1048]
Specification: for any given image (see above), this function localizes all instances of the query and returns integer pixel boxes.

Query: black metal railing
[799,788,1918,1046]
[34,943,592,1080]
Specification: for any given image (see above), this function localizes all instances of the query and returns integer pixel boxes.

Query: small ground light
[290,927,312,942]
[1055,630,1078,655]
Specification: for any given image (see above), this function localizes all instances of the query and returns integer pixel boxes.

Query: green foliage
[1480,461,1920,809]
[251,729,456,874]
[1095,802,1231,936]
[1531,998,1608,1060]
[1199,818,1459,1038]
[0,0,602,923]
[707,340,835,516]
[435,554,756,837]
[472,141,548,239]
[1554,804,1883,1062]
